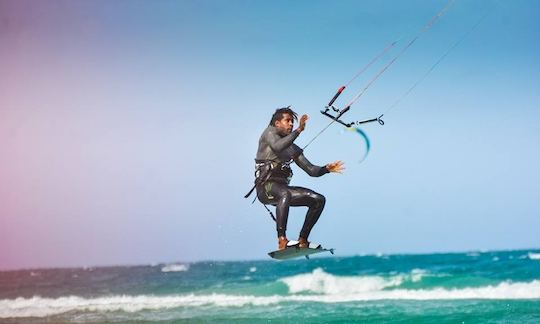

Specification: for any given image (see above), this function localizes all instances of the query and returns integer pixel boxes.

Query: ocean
[1,249,540,323]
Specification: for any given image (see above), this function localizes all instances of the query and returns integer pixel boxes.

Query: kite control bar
[321,106,384,127]
[321,85,384,127]
[304,93,384,150]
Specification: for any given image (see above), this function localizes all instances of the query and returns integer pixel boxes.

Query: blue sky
[1,0,539,270]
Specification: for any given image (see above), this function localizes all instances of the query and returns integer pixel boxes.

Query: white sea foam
[528,252,540,260]
[280,268,434,294]
[2,278,540,318]
[280,268,404,295]
[161,264,189,273]
[249,267,257,273]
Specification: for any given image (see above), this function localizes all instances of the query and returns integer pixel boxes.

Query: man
[253,107,344,250]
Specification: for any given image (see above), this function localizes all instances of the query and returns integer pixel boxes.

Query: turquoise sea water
[1,249,540,323]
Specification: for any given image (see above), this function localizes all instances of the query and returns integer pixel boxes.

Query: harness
[244,159,293,200]
[244,159,293,223]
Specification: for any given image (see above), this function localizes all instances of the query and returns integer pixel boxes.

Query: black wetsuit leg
[257,182,326,239]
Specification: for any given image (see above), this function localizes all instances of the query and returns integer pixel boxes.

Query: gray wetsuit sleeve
[295,152,329,177]
[263,128,299,153]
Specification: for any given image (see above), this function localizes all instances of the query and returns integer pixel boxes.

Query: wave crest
[280,268,403,294]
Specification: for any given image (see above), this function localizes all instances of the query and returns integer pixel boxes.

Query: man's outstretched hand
[326,160,345,173]
[297,114,308,133]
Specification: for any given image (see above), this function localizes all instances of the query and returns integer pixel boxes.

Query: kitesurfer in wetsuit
[254,107,344,250]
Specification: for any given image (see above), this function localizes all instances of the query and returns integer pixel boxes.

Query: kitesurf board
[268,240,334,260]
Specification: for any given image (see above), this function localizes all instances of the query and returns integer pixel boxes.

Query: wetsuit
[254,126,329,239]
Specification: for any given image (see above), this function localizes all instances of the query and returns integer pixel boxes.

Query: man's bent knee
[277,191,292,206]
[317,194,326,207]
[309,192,325,208]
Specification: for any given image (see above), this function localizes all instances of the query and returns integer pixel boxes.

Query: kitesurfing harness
[244,159,293,200]
[244,159,295,222]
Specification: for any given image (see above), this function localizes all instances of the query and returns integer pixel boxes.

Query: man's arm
[295,146,345,176]
[295,152,330,177]
[264,129,300,153]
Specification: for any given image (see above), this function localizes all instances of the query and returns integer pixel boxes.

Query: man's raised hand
[297,114,309,133]
[326,160,345,173]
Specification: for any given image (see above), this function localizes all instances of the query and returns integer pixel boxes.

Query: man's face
[274,113,294,135]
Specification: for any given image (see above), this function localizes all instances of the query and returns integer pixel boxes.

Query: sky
[1,0,539,270]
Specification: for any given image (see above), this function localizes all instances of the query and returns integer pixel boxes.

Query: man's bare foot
[278,236,289,250]
[298,237,309,248]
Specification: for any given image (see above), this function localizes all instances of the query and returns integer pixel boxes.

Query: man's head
[269,106,297,135]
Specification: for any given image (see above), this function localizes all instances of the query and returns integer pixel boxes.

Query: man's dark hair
[269,106,298,126]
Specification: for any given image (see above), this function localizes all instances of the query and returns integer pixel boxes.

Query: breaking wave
[280,268,404,294]
[280,268,433,294]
